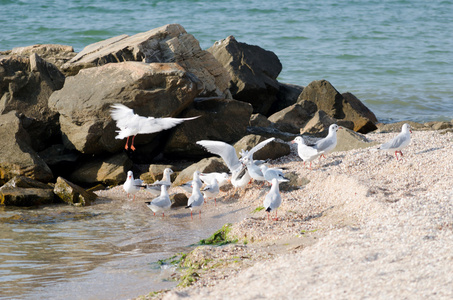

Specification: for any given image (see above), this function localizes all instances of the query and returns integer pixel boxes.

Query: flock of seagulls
[115,103,412,220]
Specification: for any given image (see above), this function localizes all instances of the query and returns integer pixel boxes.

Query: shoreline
[129,128,453,299]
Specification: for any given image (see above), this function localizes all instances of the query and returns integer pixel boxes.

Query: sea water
[1,0,452,123]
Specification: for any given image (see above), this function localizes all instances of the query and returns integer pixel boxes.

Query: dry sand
[133,129,452,300]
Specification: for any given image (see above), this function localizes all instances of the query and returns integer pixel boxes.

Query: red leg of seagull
[130,136,136,151]
[162,213,165,217]
[274,210,279,221]
[153,212,156,216]
[125,136,130,150]
[215,198,217,206]
[395,151,399,160]
[191,211,193,220]
[199,211,201,219]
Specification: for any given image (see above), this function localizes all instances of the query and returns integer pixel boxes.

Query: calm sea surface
[0,0,452,299]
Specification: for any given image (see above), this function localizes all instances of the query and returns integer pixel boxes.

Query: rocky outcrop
[10,44,76,69]
[48,61,203,154]
[53,177,97,206]
[173,157,229,187]
[300,110,354,136]
[269,83,304,115]
[62,24,230,97]
[268,104,313,134]
[0,176,56,206]
[0,54,65,151]
[233,135,291,161]
[208,36,282,115]
[163,97,253,158]
[0,111,53,184]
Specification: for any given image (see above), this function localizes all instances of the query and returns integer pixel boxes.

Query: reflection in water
[0,196,249,300]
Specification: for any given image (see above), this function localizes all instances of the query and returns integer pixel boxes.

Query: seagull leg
[130,136,136,151]
[395,151,399,160]
[162,213,165,217]
[191,211,193,220]
[199,210,202,219]
[125,136,130,150]
[214,198,217,206]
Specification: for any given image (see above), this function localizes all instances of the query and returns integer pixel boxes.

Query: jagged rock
[0,111,53,184]
[0,54,65,151]
[425,121,453,131]
[173,157,228,187]
[269,82,304,115]
[335,128,379,152]
[208,35,282,115]
[48,61,203,155]
[53,177,97,206]
[297,80,377,133]
[62,24,230,97]
[268,104,312,134]
[10,44,77,69]
[0,176,56,207]
[342,92,378,124]
[233,134,290,161]
[68,153,133,186]
[163,97,253,158]
[300,111,354,137]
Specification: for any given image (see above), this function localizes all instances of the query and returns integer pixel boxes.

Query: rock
[163,97,253,158]
[376,121,427,133]
[334,128,379,152]
[68,153,133,186]
[140,164,181,184]
[0,54,65,151]
[300,110,354,137]
[171,193,188,208]
[53,177,97,206]
[424,121,453,131]
[297,80,377,133]
[10,44,77,69]
[250,113,272,127]
[0,176,56,207]
[268,104,312,134]
[279,172,310,192]
[62,24,230,97]
[233,135,290,161]
[0,111,53,185]
[48,61,203,154]
[38,144,80,178]
[269,82,304,115]
[173,157,229,187]
[208,36,282,115]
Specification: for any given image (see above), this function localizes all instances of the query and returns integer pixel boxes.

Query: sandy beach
[121,128,453,299]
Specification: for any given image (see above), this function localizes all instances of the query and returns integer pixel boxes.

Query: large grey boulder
[233,135,291,161]
[48,61,203,155]
[268,104,313,134]
[62,24,230,97]
[0,54,65,151]
[163,97,253,158]
[0,111,53,185]
[208,36,282,115]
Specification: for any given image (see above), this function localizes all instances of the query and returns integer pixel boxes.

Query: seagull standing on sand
[145,185,172,217]
[291,136,320,169]
[378,123,412,160]
[144,168,174,197]
[263,178,282,221]
[110,103,199,151]
[312,124,341,159]
[260,164,289,184]
[185,181,204,220]
[123,170,142,200]
[202,178,220,206]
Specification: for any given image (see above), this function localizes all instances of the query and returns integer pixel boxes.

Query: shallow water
[0,195,250,300]
[1,0,452,122]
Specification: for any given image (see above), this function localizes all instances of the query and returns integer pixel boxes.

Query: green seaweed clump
[198,223,237,246]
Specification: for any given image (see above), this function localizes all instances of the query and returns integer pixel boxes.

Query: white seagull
[110,103,199,151]
[123,170,142,200]
[263,178,282,221]
[145,185,172,217]
[378,123,412,160]
[291,136,320,169]
[260,164,289,184]
[202,178,220,206]
[311,124,341,159]
[185,181,204,220]
[199,172,230,187]
[145,168,174,197]
[179,170,202,193]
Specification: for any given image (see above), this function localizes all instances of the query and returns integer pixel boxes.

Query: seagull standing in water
[145,185,172,217]
[123,170,142,200]
[312,124,341,159]
[378,123,412,160]
[110,103,199,151]
[263,178,282,221]
[179,170,202,193]
[185,181,204,220]
[145,168,173,197]
[291,136,320,169]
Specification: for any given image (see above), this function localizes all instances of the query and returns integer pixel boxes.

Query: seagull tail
[265,207,271,212]
[185,205,192,209]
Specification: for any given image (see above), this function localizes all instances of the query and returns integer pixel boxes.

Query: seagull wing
[138,116,199,135]
[196,140,241,172]
[243,137,275,161]
[379,132,408,150]
[314,137,335,153]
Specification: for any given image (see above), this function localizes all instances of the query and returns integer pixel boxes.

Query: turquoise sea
[1,0,452,123]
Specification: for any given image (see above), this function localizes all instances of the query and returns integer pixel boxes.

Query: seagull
[263,178,282,221]
[242,157,266,185]
[291,136,320,169]
[110,103,199,151]
[144,168,173,197]
[378,123,412,160]
[199,172,230,187]
[179,170,202,193]
[202,178,220,205]
[196,138,275,188]
[185,181,204,220]
[145,185,172,217]
[123,170,142,200]
[260,164,289,184]
[311,124,341,159]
